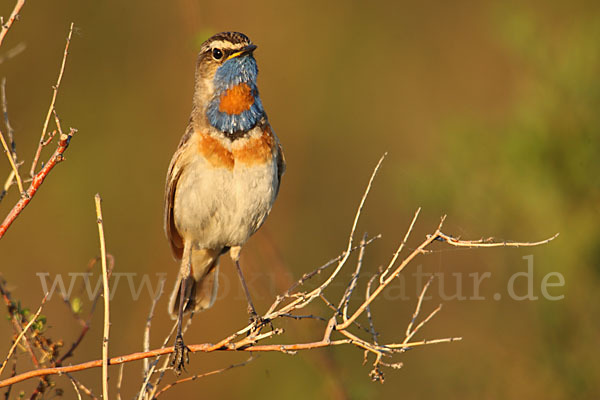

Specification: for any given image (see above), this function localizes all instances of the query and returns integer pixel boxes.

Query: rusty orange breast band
[218,83,255,115]
[198,126,274,170]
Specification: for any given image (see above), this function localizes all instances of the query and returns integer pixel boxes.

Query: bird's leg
[170,252,191,374]
[231,246,263,330]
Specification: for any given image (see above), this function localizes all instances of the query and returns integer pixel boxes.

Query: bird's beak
[225,44,257,61]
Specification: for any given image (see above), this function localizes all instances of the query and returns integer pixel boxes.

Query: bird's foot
[247,307,271,336]
[170,334,190,375]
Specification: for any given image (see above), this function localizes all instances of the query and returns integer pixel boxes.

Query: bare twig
[0,128,22,194]
[0,279,40,368]
[137,276,165,400]
[143,277,164,374]
[435,231,560,248]
[0,293,47,376]
[153,356,255,398]
[65,373,97,400]
[365,273,379,345]
[94,194,110,400]
[0,128,75,239]
[58,256,114,367]
[263,155,387,324]
[380,207,421,283]
[116,364,124,400]
[0,78,22,196]
[29,22,73,177]
[405,276,434,339]
[340,232,368,320]
[0,0,26,48]
[3,359,16,399]
[68,376,82,400]
[336,216,445,331]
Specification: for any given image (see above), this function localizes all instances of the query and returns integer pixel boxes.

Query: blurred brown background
[1,0,598,399]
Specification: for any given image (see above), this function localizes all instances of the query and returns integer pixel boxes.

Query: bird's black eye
[212,48,223,60]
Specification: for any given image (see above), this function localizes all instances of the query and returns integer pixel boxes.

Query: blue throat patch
[206,55,264,135]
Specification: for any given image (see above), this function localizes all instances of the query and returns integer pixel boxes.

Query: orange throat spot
[218,83,255,115]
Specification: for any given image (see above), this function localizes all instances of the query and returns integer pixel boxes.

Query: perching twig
[94,194,110,400]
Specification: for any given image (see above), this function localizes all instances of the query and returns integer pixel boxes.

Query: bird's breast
[174,127,279,248]
[197,126,275,171]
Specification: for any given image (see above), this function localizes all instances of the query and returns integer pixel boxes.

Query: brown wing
[164,125,194,260]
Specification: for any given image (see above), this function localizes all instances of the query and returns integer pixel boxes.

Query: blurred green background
[1,0,598,399]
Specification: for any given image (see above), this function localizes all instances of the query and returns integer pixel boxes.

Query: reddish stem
[0,130,74,239]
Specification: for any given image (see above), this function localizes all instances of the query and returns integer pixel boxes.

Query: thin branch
[0,78,22,195]
[65,373,97,400]
[405,275,434,339]
[365,273,379,345]
[0,323,455,389]
[144,321,179,399]
[0,0,26,48]
[137,277,165,400]
[68,377,82,400]
[153,356,255,398]
[29,22,73,177]
[143,277,164,374]
[387,337,463,349]
[116,364,124,400]
[380,207,421,283]
[0,127,22,194]
[57,256,114,367]
[276,234,381,304]
[340,232,368,320]
[0,279,40,368]
[0,294,47,376]
[435,231,560,248]
[263,154,386,322]
[94,194,109,400]
[336,217,446,331]
[0,128,75,239]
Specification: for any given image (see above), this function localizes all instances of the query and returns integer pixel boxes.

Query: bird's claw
[247,309,271,336]
[170,334,190,374]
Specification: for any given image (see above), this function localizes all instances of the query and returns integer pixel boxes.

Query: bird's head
[193,32,264,136]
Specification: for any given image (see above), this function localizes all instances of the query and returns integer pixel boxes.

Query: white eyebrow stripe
[210,40,245,51]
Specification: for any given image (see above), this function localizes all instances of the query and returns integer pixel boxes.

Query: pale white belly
[173,154,277,249]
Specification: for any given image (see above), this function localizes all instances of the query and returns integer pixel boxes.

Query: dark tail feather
[168,260,219,320]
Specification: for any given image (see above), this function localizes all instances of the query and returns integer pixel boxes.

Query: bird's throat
[206,56,264,136]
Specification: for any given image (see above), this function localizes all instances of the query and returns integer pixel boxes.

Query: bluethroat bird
[164,32,285,371]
